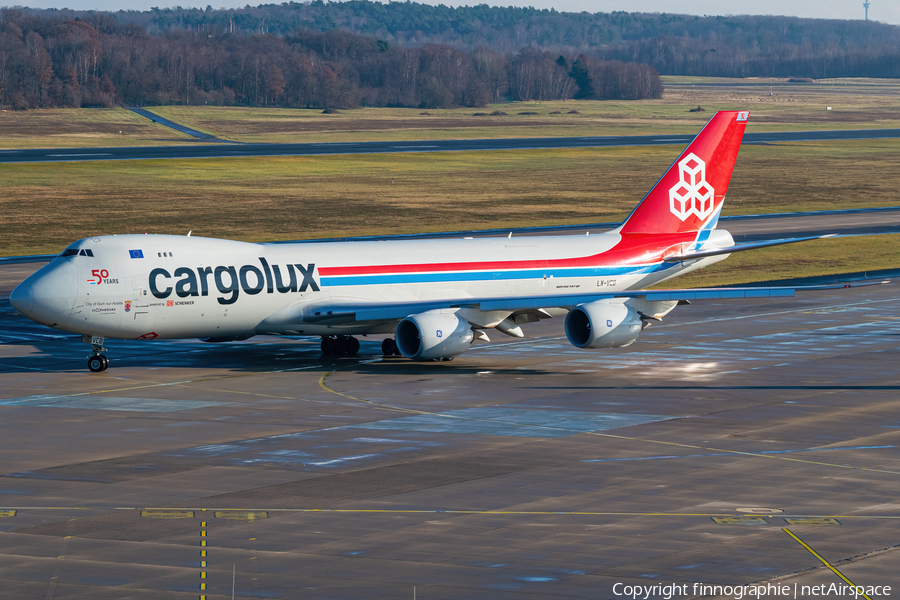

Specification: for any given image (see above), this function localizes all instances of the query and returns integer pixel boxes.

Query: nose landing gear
[88,354,109,372]
[83,335,109,372]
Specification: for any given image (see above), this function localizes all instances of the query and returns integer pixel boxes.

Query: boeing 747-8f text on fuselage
[10,111,870,371]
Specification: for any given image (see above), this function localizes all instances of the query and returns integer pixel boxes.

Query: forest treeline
[0,11,661,110]
[4,0,900,111]
[21,1,900,79]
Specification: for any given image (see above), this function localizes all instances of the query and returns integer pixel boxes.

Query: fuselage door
[131,279,151,322]
[133,281,150,307]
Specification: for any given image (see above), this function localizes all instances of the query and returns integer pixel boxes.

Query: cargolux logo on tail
[669,153,715,222]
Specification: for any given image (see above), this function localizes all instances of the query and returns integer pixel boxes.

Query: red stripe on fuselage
[317,232,696,276]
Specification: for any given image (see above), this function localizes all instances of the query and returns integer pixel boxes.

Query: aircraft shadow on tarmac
[0,320,544,377]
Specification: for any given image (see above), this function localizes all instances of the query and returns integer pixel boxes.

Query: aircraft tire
[321,337,335,355]
[99,355,110,370]
[88,355,106,372]
[347,337,360,355]
[382,338,397,356]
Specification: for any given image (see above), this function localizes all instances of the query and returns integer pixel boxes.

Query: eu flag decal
[129,249,144,259]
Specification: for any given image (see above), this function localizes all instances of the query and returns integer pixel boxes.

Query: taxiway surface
[2,127,899,163]
[0,256,898,599]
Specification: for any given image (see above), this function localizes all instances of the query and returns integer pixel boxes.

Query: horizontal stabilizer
[664,234,836,262]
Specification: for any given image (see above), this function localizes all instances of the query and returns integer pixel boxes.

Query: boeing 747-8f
[9,111,871,371]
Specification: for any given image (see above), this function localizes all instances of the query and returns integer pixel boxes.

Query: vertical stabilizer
[619,111,748,235]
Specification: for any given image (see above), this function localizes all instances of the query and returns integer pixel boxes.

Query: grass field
[2,79,899,285]
[2,138,899,285]
[147,84,900,144]
[0,108,197,148]
[2,77,900,148]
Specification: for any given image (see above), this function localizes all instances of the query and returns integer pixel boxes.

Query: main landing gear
[381,338,402,356]
[321,335,360,356]
[83,335,110,372]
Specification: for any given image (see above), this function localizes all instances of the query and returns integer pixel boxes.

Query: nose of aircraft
[10,262,77,327]
[10,281,34,315]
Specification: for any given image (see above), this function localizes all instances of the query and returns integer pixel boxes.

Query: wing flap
[479,295,606,311]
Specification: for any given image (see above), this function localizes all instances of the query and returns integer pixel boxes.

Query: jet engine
[396,310,474,360]
[565,299,643,349]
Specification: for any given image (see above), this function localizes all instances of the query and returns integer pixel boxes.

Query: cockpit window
[60,248,93,258]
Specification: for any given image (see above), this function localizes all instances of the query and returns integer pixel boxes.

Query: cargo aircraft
[10,111,870,372]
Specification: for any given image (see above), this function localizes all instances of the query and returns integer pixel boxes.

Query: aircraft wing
[301,280,887,324]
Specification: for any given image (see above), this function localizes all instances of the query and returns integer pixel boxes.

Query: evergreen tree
[569,55,593,99]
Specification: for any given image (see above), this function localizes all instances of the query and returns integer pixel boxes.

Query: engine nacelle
[396,310,474,360]
[565,299,643,349]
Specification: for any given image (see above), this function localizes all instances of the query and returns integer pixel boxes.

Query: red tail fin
[620,110,748,235]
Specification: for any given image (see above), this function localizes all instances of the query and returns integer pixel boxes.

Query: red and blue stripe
[317,231,701,287]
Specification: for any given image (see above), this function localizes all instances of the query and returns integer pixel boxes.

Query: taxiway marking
[784,528,872,600]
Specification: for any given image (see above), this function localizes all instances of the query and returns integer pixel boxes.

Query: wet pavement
[0,263,899,599]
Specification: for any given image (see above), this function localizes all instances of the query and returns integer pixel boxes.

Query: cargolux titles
[150,258,319,305]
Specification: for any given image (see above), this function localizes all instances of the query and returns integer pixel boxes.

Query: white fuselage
[17,230,730,341]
